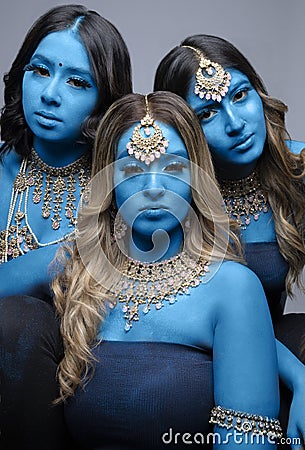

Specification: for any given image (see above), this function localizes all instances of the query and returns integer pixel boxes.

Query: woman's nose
[143,188,165,200]
[143,173,165,199]
[224,105,245,135]
[41,79,61,106]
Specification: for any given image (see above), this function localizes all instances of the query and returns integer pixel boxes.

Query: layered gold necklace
[220,171,268,229]
[0,148,90,263]
[116,251,210,332]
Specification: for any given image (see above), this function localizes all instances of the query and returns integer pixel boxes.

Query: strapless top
[65,341,213,450]
[244,241,289,321]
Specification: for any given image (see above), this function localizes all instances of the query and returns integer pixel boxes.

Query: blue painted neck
[216,160,258,180]
[33,137,89,167]
[128,225,184,263]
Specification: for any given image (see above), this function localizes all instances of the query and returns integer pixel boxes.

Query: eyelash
[198,110,216,122]
[233,88,248,102]
[24,63,49,77]
[67,77,92,89]
[123,164,143,174]
[164,162,187,172]
[122,162,187,174]
[198,87,250,121]
[24,64,92,89]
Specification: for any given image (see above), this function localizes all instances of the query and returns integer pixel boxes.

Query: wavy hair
[0,4,132,157]
[154,34,305,296]
[53,91,243,402]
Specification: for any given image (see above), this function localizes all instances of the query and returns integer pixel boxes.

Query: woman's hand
[287,375,305,449]
[276,339,305,449]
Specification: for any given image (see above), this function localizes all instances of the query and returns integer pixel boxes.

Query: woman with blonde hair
[54,91,282,449]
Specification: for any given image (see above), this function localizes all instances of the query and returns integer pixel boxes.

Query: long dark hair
[154,34,305,295]
[1,4,132,157]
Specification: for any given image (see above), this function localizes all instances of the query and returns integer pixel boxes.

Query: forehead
[186,68,251,112]
[116,121,188,160]
[32,29,91,70]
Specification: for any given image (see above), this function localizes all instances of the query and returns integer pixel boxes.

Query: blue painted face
[114,122,191,241]
[186,69,266,178]
[22,29,98,148]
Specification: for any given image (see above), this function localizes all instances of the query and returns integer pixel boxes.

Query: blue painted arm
[0,245,59,300]
[276,340,305,447]
[285,140,305,155]
[212,263,279,449]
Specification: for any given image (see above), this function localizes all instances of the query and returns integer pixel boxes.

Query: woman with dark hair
[54,91,281,449]
[0,3,132,296]
[0,4,132,449]
[154,34,305,445]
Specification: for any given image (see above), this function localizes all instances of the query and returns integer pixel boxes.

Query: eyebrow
[30,54,94,79]
[162,149,188,158]
[192,96,219,115]
[193,75,252,115]
[116,148,189,162]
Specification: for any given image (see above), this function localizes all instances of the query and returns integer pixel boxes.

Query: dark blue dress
[65,341,213,449]
[244,241,289,322]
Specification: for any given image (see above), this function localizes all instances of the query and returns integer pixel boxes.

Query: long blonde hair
[154,34,305,295]
[257,92,305,295]
[53,91,243,402]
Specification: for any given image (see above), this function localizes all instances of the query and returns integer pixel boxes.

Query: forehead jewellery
[126,95,169,165]
[182,45,231,102]
[220,171,268,229]
[114,251,210,332]
[0,149,90,263]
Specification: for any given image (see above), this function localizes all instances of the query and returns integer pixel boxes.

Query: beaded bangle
[209,405,283,439]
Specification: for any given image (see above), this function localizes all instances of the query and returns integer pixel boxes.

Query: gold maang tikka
[182,45,231,102]
[126,95,169,165]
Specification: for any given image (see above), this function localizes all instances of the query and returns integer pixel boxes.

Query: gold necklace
[115,251,210,331]
[0,149,90,263]
[220,171,268,229]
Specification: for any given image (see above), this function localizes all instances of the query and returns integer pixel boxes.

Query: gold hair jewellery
[126,95,169,165]
[219,171,268,229]
[0,149,90,263]
[182,45,231,102]
[115,251,210,332]
[210,405,283,440]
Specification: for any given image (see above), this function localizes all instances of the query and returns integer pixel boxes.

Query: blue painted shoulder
[285,139,305,155]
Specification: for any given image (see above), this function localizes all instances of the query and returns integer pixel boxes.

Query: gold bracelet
[209,405,283,439]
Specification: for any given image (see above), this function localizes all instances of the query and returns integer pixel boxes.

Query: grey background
[1,0,305,141]
[1,0,304,310]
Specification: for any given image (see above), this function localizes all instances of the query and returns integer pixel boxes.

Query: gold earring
[114,212,128,241]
